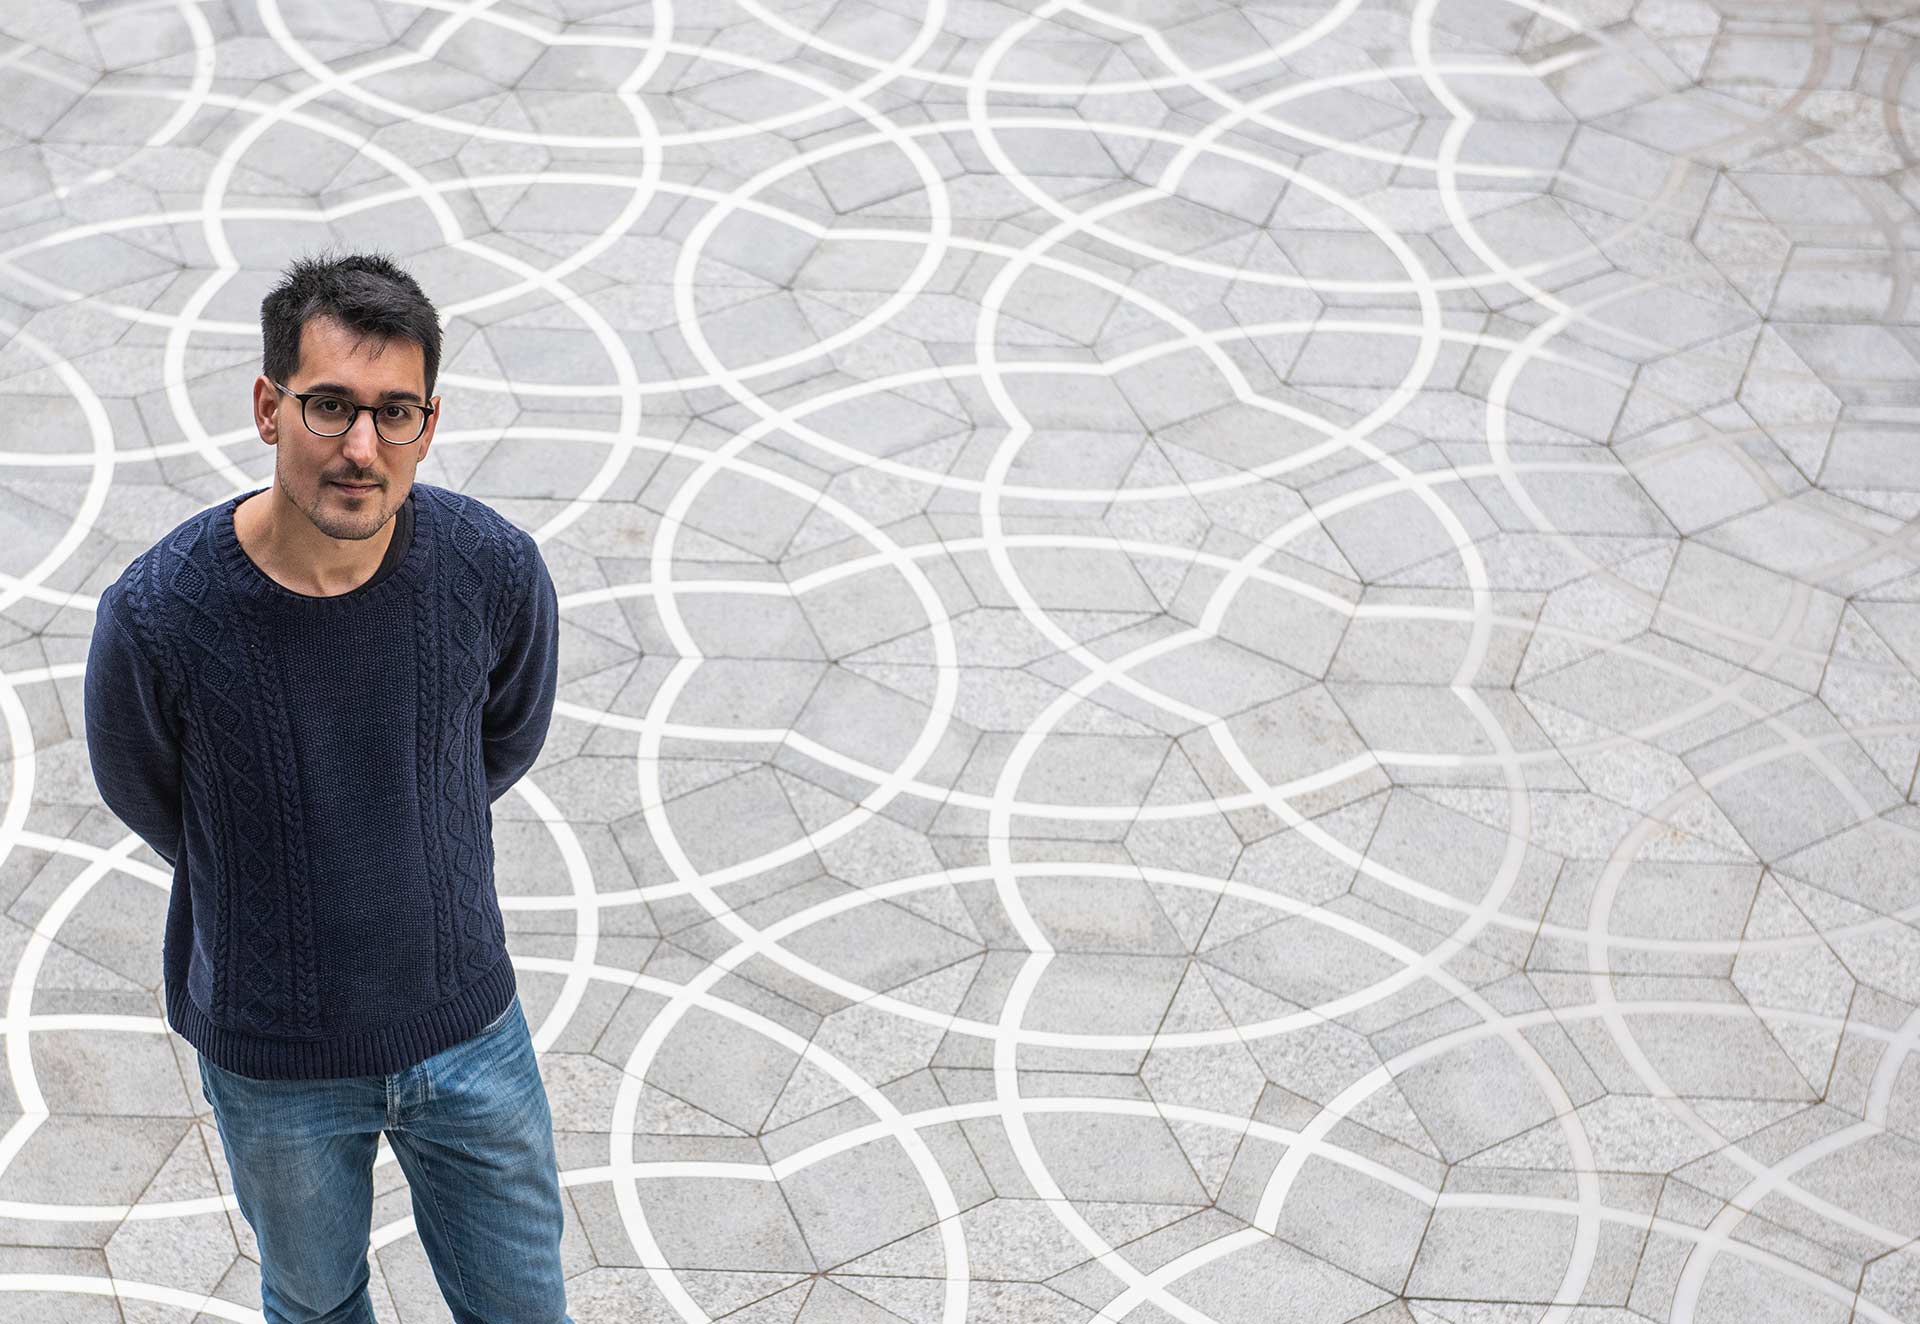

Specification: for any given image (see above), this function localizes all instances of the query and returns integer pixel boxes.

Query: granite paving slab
[11,0,1920,1320]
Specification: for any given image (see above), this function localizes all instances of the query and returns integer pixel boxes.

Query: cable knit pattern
[240,592,322,1039]
[119,543,225,1022]
[440,499,498,985]
[411,521,455,1004]
[165,519,288,1035]
[82,482,560,1080]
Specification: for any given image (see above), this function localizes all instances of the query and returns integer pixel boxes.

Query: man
[83,252,572,1324]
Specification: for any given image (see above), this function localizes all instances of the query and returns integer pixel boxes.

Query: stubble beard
[285,456,389,542]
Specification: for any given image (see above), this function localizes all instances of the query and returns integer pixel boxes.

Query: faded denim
[197,995,572,1324]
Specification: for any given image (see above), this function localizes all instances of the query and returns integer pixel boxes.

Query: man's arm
[483,532,560,803]
[84,585,184,868]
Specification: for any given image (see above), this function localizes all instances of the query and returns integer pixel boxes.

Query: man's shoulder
[108,502,227,617]
[410,481,533,602]
[410,485,540,648]
[95,501,229,675]
[411,483,531,552]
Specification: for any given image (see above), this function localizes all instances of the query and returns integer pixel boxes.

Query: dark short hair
[260,251,442,396]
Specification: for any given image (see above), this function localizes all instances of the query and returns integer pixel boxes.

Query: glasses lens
[302,394,355,436]
[374,403,426,444]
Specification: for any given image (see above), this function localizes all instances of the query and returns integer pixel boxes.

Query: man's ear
[253,375,281,446]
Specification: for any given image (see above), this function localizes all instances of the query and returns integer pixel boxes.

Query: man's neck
[232,484,398,598]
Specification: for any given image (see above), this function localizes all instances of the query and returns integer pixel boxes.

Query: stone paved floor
[3,0,1920,1321]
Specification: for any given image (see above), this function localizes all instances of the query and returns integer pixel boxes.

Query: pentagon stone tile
[1411,1193,1582,1305]
[0,1247,125,1323]
[25,0,1920,1320]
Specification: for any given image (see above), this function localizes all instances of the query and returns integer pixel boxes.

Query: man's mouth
[332,480,379,493]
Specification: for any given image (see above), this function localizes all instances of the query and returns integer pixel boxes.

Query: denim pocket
[479,998,516,1036]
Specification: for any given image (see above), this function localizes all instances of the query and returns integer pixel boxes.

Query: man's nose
[340,410,381,464]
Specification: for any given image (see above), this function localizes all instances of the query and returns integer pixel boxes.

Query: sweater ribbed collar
[212,485,427,609]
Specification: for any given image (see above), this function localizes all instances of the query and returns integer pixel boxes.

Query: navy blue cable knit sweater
[83,483,560,1080]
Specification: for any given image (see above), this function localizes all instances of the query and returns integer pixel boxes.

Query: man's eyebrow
[304,381,426,405]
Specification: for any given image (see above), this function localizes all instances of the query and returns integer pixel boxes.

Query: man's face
[252,315,439,542]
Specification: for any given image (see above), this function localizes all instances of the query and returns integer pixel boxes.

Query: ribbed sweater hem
[168,950,517,1080]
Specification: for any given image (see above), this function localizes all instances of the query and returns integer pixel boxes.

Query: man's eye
[312,396,349,415]
[380,404,410,421]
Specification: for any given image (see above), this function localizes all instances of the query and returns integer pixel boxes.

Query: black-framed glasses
[272,381,434,445]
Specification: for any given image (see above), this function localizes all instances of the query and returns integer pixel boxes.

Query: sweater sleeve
[482,532,559,803]
[84,585,184,868]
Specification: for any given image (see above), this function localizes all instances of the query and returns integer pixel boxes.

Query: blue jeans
[196,996,573,1324]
